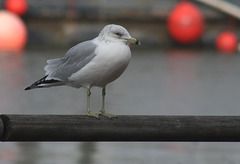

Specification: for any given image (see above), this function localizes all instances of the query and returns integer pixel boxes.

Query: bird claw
[87,111,99,119]
[100,110,117,119]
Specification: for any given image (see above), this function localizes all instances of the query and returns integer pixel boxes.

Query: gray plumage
[45,41,97,82]
[25,40,97,90]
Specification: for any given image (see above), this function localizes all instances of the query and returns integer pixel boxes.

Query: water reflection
[168,50,197,92]
[79,142,96,164]
[0,53,24,114]
[0,49,240,164]
[0,143,18,163]
[17,143,39,164]
[0,53,23,88]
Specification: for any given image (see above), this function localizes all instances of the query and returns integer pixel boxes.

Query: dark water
[0,49,240,164]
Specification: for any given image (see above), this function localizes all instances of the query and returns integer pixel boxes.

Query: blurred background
[1,0,240,164]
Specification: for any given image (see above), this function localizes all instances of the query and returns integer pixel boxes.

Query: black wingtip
[25,87,31,91]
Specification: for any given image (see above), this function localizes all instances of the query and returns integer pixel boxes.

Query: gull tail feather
[25,75,63,90]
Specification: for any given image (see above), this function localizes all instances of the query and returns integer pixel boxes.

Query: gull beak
[125,37,141,45]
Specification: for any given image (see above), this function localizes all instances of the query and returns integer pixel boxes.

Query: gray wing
[44,40,97,81]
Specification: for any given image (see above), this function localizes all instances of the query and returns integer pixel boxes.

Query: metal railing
[1,115,240,142]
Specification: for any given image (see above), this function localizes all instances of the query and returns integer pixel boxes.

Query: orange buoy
[215,31,238,53]
[167,1,204,44]
[0,10,27,52]
[5,0,28,16]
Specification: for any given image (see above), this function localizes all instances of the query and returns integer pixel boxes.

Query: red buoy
[215,31,238,53]
[167,1,204,44]
[5,0,28,16]
[0,10,27,52]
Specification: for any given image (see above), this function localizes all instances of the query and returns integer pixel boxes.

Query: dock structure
[0,115,240,142]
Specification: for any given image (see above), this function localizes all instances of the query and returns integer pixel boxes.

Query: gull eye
[115,32,122,37]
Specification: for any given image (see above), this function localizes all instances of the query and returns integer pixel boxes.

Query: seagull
[25,24,141,119]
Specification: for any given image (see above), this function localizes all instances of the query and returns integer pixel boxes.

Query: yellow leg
[86,88,99,119]
[99,87,117,119]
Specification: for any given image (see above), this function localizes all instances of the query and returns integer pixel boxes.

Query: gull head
[99,24,141,45]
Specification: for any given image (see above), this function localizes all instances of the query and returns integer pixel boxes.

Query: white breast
[68,40,131,88]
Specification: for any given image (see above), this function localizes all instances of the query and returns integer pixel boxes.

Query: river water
[0,49,240,164]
